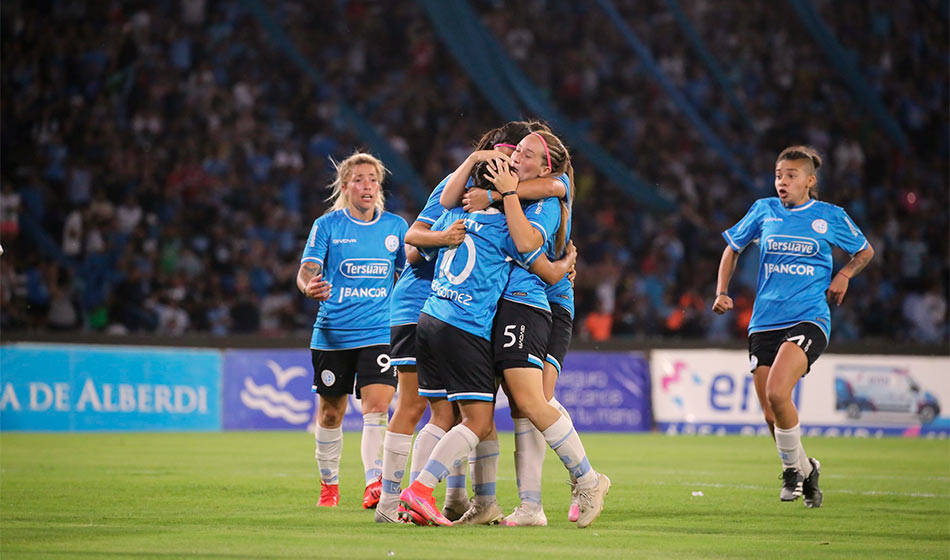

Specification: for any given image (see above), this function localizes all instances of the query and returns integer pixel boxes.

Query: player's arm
[485,160,544,252]
[406,244,423,266]
[826,244,874,306]
[297,261,331,301]
[463,176,565,212]
[711,246,740,314]
[440,150,511,208]
[529,241,577,285]
[405,220,465,249]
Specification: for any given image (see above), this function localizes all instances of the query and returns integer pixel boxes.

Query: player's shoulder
[812,199,845,215]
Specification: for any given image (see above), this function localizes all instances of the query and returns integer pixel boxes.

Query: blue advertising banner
[551,351,651,432]
[0,344,221,431]
[222,349,652,433]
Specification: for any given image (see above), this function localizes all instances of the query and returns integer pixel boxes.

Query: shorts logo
[321,369,336,386]
[385,235,399,252]
[340,258,390,278]
[764,235,819,256]
[811,219,828,234]
[750,355,759,372]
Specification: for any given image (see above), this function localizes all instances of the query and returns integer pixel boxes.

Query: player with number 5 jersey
[713,145,874,508]
[297,152,408,510]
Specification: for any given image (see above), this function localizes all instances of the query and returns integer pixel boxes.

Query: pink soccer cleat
[397,482,453,527]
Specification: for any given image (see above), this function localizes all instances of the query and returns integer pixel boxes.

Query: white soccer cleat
[575,473,610,529]
[502,505,548,527]
[374,501,400,523]
[442,498,471,522]
[568,480,580,522]
[455,500,504,525]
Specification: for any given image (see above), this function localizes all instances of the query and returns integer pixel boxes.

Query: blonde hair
[777,145,822,200]
[531,130,575,256]
[326,152,389,214]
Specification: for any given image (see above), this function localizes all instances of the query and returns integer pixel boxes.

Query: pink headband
[530,132,552,169]
[493,143,517,150]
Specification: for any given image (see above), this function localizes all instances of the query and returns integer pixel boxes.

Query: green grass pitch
[1,431,947,559]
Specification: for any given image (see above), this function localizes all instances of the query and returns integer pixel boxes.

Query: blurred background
[1,0,947,348]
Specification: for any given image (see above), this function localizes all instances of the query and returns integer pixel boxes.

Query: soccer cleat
[455,500,504,525]
[442,498,471,522]
[375,499,400,523]
[397,484,453,527]
[802,458,823,508]
[780,468,804,501]
[502,505,548,527]
[318,482,340,507]
[362,476,382,509]
[575,473,610,529]
[568,480,580,522]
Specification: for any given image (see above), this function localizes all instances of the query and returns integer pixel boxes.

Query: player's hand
[712,294,733,314]
[826,272,849,306]
[485,158,518,193]
[441,219,466,246]
[462,188,491,212]
[306,274,332,301]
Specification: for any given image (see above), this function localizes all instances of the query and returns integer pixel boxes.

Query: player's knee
[467,419,494,440]
[319,408,344,427]
[399,395,427,419]
[765,389,790,411]
[361,401,390,415]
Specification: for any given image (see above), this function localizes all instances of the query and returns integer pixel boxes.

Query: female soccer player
[452,131,580,525]
[376,121,558,523]
[712,145,874,507]
[398,157,608,529]
[297,152,408,508]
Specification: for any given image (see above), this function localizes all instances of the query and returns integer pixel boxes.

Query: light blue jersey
[389,175,451,328]
[723,197,868,339]
[502,196,562,312]
[543,174,574,318]
[421,206,541,341]
[301,208,408,350]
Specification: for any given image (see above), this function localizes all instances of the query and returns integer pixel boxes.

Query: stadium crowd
[1,0,946,344]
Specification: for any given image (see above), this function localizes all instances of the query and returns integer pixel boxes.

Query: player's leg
[316,393,347,507]
[542,303,577,520]
[355,345,397,510]
[312,349,354,507]
[455,418,504,526]
[377,366,428,522]
[504,367,609,528]
[442,403,470,520]
[767,341,809,501]
[768,324,827,507]
[505,379,547,526]
[402,399,494,526]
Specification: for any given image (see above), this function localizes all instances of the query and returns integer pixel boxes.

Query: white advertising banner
[651,350,950,437]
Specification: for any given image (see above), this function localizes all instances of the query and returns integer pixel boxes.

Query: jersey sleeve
[503,236,543,269]
[525,197,561,245]
[419,209,454,262]
[393,217,409,275]
[722,200,763,253]
[557,173,571,206]
[415,175,451,225]
[830,206,869,255]
[300,217,329,267]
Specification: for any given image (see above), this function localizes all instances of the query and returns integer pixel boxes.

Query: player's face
[344,163,381,213]
[774,158,815,206]
[510,135,551,181]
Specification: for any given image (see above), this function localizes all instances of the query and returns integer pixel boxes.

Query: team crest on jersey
[811,219,828,234]
[321,369,336,386]
[385,234,399,252]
